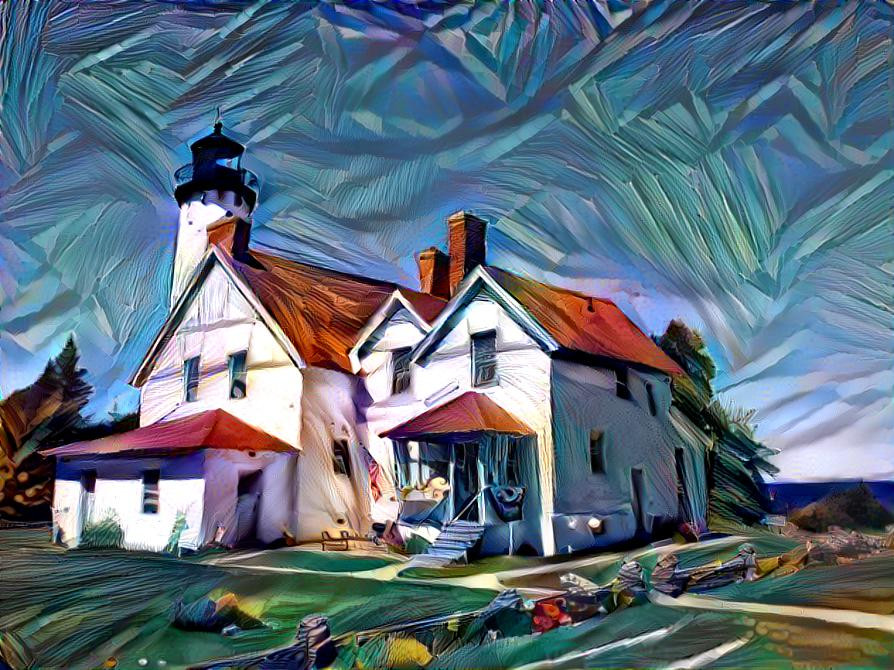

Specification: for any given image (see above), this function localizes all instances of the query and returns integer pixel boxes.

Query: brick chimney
[447,211,487,295]
[417,247,450,300]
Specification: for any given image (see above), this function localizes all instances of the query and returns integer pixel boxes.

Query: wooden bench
[321,530,351,551]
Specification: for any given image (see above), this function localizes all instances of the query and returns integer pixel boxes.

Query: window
[228,351,248,399]
[506,443,521,486]
[391,347,412,394]
[615,366,630,400]
[471,331,498,387]
[646,382,657,416]
[142,470,160,514]
[589,430,605,474]
[183,356,200,402]
[332,440,352,478]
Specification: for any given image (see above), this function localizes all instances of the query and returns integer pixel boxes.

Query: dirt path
[649,591,894,633]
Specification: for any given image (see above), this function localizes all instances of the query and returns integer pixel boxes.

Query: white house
[50,123,707,557]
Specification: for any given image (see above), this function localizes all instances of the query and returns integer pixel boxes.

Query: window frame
[646,381,657,416]
[589,429,605,474]
[142,469,160,514]
[183,356,200,403]
[390,346,413,395]
[471,330,498,388]
[332,439,352,478]
[228,350,248,399]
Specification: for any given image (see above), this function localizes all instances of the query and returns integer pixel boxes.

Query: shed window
[391,347,412,394]
[471,331,498,387]
[228,351,248,399]
[615,366,630,400]
[332,440,352,478]
[183,356,200,402]
[142,470,160,514]
[589,430,605,474]
[646,382,657,416]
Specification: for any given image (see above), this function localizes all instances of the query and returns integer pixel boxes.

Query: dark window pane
[333,440,352,478]
[589,430,605,474]
[391,347,412,394]
[142,469,160,514]
[471,331,498,387]
[183,357,200,402]
[229,351,248,399]
[615,367,630,400]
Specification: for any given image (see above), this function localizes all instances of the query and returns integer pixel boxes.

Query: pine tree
[0,336,93,520]
[656,320,777,529]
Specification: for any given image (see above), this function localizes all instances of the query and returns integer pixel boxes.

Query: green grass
[3,528,892,669]
[0,529,494,669]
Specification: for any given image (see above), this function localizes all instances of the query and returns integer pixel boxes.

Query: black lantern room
[173,121,259,210]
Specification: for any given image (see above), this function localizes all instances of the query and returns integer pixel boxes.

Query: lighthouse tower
[170,119,259,306]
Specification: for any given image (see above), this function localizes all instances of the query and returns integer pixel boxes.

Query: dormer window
[228,351,248,399]
[391,347,412,395]
[471,331,498,387]
[183,357,200,402]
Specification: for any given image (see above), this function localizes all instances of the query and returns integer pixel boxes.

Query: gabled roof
[413,266,684,377]
[45,409,295,457]
[381,391,532,440]
[484,267,684,376]
[132,219,447,385]
[218,243,446,373]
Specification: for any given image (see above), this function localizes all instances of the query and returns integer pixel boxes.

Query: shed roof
[381,391,532,440]
[45,409,295,457]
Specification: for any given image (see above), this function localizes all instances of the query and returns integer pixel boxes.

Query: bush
[79,515,124,549]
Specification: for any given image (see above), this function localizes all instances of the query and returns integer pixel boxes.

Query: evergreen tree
[656,320,778,528]
[0,336,93,520]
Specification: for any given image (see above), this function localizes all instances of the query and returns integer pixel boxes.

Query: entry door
[451,443,480,522]
[78,470,97,536]
[234,470,262,545]
[631,467,647,532]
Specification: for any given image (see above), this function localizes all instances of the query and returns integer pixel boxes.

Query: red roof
[485,267,684,376]
[212,223,447,373]
[45,409,296,457]
[381,391,532,439]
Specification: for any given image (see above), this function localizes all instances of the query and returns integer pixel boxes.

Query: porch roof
[381,391,532,440]
[45,409,296,457]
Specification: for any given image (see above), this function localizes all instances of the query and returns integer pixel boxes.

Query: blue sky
[1,1,891,481]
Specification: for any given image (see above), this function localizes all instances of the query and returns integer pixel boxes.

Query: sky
[1,1,891,481]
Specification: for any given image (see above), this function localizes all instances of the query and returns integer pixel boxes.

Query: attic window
[646,382,657,416]
[228,351,248,399]
[615,366,630,400]
[471,331,498,387]
[589,430,605,474]
[142,469,160,514]
[391,347,412,394]
[183,357,200,403]
[332,440,352,478]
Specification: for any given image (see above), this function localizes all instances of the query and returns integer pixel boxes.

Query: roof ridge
[486,265,617,306]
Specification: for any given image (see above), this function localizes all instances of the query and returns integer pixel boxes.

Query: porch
[381,392,544,558]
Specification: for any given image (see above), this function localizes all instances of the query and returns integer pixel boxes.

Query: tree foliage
[657,320,778,528]
[0,336,92,520]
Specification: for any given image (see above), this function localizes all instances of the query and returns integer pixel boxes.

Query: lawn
[2,527,892,669]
